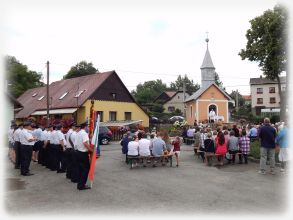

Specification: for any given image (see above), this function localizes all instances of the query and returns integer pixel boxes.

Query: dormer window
[111,93,116,99]
[38,95,45,101]
[74,90,86,98]
[59,92,68,100]
[32,92,38,97]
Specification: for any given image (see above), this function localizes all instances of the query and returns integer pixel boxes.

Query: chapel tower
[200,37,216,88]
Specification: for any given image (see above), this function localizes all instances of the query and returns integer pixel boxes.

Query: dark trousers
[14,141,21,168]
[45,144,53,169]
[48,144,58,171]
[56,145,66,172]
[64,148,74,178]
[242,154,248,164]
[20,144,33,175]
[37,141,44,164]
[71,150,80,183]
[228,150,241,163]
[76,151,90,189]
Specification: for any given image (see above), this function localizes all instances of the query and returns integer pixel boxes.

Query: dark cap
[56,124,63,130]
[79,121,88,128]
[23,121,32,127]
[70,122,77,127]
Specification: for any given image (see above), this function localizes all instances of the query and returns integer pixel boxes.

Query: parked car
[169,116,185,123]
[99,126,112,145]
[150,116,159,124]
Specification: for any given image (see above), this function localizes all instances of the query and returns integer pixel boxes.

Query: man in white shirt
[8,125,15,163]
[65,122,77,180]
[32,124,43,162]
[37,125,47,166]
[138,133,151,167]
[55,124,66,173]
[13,123,23,169]
[74,122,92,190]
[49,125,58,171]
[19,121,36,176]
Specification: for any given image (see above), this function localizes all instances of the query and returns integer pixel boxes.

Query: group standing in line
[8,120,94,190]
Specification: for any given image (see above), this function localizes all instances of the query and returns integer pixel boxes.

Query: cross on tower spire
[205,31,209,49]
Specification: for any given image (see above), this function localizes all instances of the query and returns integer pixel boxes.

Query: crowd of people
[183,118,289,173]
[7,120,93,190]
[120,130,182,167]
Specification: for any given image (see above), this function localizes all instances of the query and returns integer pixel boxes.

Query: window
[32,92,38,97]
[74,90,86,98]
[168,106,175,112]
[257,98,263,104]
[125,112,132,120]
[38,95,45,101]
[97,111,103,122]
[270,97,276,104]
[59,92,68,100]
[269,87,275,93]
[257,88,263,94]
[109,111,117,121]
[111,93,116,99]
[281,86,286,91]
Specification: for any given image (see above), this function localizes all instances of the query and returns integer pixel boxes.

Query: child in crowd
[239,130,250,164]
[172,136,181,167]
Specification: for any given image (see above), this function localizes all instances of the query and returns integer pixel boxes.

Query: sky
[0,0,288,95]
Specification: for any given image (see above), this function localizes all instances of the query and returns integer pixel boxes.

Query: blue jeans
[260,147,275,172]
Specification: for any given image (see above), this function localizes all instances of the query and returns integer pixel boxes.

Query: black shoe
[57,170,65,173]
[77,185,91,190]
[22,173,34,176]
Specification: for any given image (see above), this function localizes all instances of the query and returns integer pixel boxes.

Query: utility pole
[46,61,50,127]
[183,81,186,118]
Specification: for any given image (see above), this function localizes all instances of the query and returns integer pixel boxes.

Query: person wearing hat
[65,122,77,180]
[74,122,92,190]
[19,121,37,176]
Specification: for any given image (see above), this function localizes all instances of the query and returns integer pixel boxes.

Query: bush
[250,139,260,159]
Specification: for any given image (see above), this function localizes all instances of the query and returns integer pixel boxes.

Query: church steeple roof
[200,37,215,69]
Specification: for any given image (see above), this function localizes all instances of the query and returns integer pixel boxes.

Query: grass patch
[250,139,260,159]
[249,139,279,162]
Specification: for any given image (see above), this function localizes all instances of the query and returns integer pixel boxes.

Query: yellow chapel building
[185,38,233,125]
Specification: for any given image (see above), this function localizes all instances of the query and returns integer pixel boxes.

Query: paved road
[2,142,289,216]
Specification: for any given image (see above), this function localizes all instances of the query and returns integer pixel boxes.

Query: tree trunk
[276,76,285,121]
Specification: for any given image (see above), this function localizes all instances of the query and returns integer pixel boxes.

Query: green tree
[170,74,200,94]
[229,90,245,107]
[5,56,44,98]
[239,5,288,120]
[215,72,225,90]
[131,80,167,104]
[64,61,98,79]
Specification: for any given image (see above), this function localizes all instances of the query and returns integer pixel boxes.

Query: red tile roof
[16,71,113,118]
[165,91,177,98]
[242,95,251,100]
